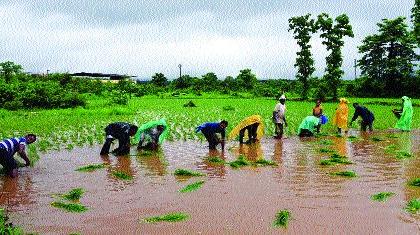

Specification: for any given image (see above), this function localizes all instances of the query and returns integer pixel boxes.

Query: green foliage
[330,170,357,177]
[110,90,129,105]
[405,199,420,214]
[183,100,197,107]
[236,69,257,90]
[288,14,317,99]
[179,180,205,193]
[371,192,395,202]
[317,13,354,99]
[411,0,420,46]
[0,61,23,83]
[76,163,107,172]
[151,73,168,87]
[174,169,205,177]
[143,212,189,223]
[207,157,226,164]
[229,155,251,168]
[408,178,420,187]
[62,188,85,201]
[320,153,352,165]
[395,151,413,159]
[51,201,88,213]
[273,210,290,228]
[357,17,418,97]
[255,158,278,166]
[0,208,24,234]
[112,171,133,180]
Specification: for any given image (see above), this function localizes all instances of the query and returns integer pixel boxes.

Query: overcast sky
[0,0,415,80]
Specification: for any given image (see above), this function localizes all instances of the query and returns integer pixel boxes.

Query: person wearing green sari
[135,119,169,150]
[393,96,413,131]
[297,116,321,137]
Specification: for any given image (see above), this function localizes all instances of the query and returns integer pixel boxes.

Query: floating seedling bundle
[273,210,290,228]
[142,212,189,223]
[320,154,352,166]
[179,180,205,193]
[371,192,395,202]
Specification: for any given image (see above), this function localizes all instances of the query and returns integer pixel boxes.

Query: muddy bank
[1,131,420,234]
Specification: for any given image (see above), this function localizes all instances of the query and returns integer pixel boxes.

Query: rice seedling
[408,178,420,187]
[405,199,420,214]
[384,144,397,154]
[183,100,197,107]
[371,137,384,142]
[206,156,225,164]
[395,151,413,159]
[255,158,278,166]
[179,180,205,193]
[62,188,85,201]
[76,163,107,172]
[330,170,357,177]
[319,139,334,145]
[320,154,352,166]
[174,169,205,177]
[319,148,336,154]
[112,171,133,180]
[0,208,24,234]
[228,155,250,168]
[386,134,398,139]
[51,201,88,213]
[371,192,395,202]
[273,210,290,228]
[222,105,235,111]
[142,212,189,223]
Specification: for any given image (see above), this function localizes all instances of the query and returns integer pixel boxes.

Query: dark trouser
[100,137,129,155]
[202,131,220,150]
[274,123,284,138]
[361,121,373,131]
[239,123,259,144]
[0,149,17,176]
[299,129,314,137]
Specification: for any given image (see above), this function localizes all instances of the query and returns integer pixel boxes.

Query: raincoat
[134,119,169,145]
[395,96,413,131]
[333,98,349,130]
[297,116,320,134]
[228,115,264,140]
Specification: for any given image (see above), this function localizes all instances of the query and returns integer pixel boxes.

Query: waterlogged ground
[1,130,420,234]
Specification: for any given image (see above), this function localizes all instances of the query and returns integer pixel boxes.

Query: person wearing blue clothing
[0,134,37,177]
[195,120,228,150]
[350,103,375,131]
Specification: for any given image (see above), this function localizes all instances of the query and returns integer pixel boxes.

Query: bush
[110,90,128,105]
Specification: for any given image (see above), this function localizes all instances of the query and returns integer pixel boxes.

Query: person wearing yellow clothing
[333,98,349,133]
[229,115,264,144]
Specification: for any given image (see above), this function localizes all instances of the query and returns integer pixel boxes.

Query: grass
[112,171,134,180]
[179,180,205,193]
[405,199,420,214]
[0,208,24,234]
[143,212,189,223]
[62,188,85,201]
[255,158,278,166]
[319,148,336,154]
[371,192,395,202]
[273,210,290,228]
[408,178,420,187]
[76,163,107,172]
[174,169,205,177]
[319,139,334,145]
[330,170,357,177]
[206,156,225,164]
[371,137,384,142]
[320,154,352,166]
[395,151,413,159]
[51,201,88,213]
[229,155,251,168]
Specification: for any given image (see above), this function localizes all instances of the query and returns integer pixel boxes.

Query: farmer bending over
[0,134,37,177]
[229,115,264,144]
[393,96,413,131]
[100,122,138,155]
[298,116,321,137]
[135,119,169,151]
[350,103,375,132]
[196,120,228,150]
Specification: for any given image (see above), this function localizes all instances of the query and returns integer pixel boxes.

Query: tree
[172,75,195,89]
[0,61,23,83]
[288,14,317,100]
[358,17,418,96]
[222,76,238,91]
[412,0,420,46]
[201,72,219,91]
[317,13,354,100]
[151,73,168,87]
[236,69,257,90]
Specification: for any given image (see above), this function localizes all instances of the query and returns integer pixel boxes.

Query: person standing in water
[100,122,138,155]
[0,134,37,177]
[393,96,413,131]
[272,95,287,139]
[333,98,349,134]
[350,103,375,132]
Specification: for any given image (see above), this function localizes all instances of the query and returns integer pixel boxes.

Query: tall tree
[288,14,317,100]
[317,13,354,100]
[0,61,23,83]
[358,17,418,96]
[151,73,168,87]
[412,0,420,46]
[236,69,257,90]
[201,72,219,91]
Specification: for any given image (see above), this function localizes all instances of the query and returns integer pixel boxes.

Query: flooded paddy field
[1,130,420,234]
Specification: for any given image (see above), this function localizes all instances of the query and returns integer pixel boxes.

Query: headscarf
[134,119,169,144]
[395,96,413,131]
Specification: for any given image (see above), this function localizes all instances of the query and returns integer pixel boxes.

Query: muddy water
[1,131,420,234]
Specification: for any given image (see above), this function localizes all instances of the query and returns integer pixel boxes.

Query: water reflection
[0,175,34,210]
[235,143,263,161]
[136,150,168,177]
[196,149,227,179]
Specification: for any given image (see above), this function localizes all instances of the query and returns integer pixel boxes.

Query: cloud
[0,0,415,79]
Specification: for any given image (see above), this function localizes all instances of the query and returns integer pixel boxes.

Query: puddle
[1,130,420,234]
